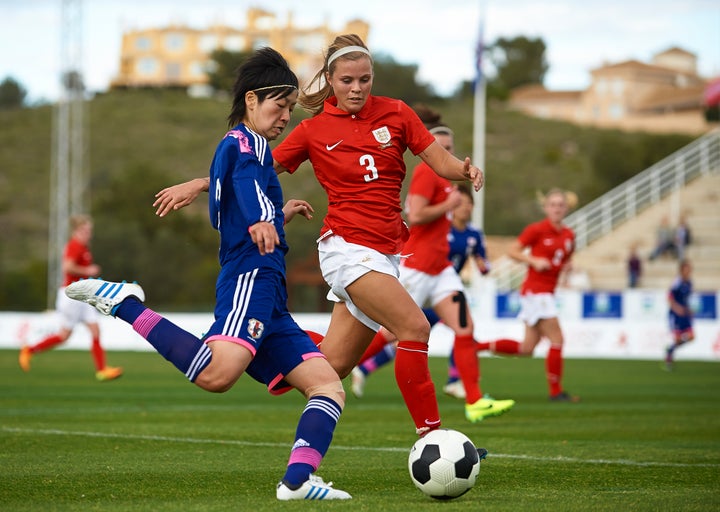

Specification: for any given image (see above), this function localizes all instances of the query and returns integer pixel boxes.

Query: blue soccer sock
[115,298,212,382]
[282,396,342,487]
[362,342,397,375]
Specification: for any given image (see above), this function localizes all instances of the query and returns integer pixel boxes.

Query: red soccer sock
[90,337,106,371]
[359,330,392,364]
[476,338,521,354]
[30,334,64,353]
[546,344,563,396]
[494,338,522,354]
[453,334,482,404]
[394,340,441,434]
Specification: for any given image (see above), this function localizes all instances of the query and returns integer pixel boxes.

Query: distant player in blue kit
[65,48,351,500]
[665,259,695,371]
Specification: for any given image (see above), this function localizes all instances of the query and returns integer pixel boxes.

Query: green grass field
[2,349,719,511]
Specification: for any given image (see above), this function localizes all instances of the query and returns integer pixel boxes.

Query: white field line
[3,426,718,468]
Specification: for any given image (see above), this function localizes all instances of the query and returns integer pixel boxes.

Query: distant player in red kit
[476,189,579,402]
[19,214,123,381]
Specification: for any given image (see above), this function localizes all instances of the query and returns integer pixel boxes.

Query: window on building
[612,79,624,96]
[166,62,182,80]
[252,37,270,50]
[135,36,151,51]
[189,61,205,77]
[595,79,607,94]
[292,34,324,52]
[165,33,185,52]
[199,35,218,53]
[608,104,625,119]
[137,58,158,76]
[224,35,245,51]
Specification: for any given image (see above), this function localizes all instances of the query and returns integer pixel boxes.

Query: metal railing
[490,128,720,290]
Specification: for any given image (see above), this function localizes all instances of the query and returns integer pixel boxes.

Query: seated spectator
[675,216,692,261]
[649,216,677,260]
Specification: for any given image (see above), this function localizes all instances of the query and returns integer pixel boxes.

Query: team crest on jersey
[372,126,393,149]
[247,318,265,339]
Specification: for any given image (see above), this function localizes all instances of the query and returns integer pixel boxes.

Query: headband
[327,45,371,67]
[429,126,454,136]
[253,84,298,92]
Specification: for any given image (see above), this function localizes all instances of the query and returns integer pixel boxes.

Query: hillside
[0,89,696,311]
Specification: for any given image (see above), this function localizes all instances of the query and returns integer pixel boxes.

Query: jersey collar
[324,95,374,118]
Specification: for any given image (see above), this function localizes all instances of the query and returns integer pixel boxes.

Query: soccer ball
[408,429,481,500]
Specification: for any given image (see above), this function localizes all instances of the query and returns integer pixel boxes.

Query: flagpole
[471,1,486,230]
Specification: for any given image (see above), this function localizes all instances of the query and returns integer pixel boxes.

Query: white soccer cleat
[350,367,366,398]
[443,380,467,400]
[276,474,351,500]
[65,278,145,316]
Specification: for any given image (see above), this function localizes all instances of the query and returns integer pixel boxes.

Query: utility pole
[48,0,86,308]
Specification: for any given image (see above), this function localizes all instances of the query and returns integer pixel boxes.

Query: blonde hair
[536,188,578,210]
[69,214,92,231]
[300,34,372,116]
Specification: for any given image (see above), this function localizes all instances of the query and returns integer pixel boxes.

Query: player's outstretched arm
[283,199,314,224]
[153,177,209,217]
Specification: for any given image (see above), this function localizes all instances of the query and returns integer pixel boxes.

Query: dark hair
[456,183,474,203]
[227,47,298,127]
[412,103,453,135]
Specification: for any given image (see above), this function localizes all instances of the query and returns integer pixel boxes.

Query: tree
[0,76,27,109]
[486,36,548,97]
[207,49,253,95]
[371,53,439,104]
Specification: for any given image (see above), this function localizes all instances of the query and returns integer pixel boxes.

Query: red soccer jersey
[62,237,93,286]
[401,162,454,275]
[274,95,435,254]
[517,218,574,295]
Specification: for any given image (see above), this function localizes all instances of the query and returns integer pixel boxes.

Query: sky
[1,0,719,103]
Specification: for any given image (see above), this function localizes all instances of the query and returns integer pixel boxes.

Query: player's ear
[245,90,257,110]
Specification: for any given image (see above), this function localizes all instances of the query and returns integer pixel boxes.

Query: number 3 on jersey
[360,154,379,182]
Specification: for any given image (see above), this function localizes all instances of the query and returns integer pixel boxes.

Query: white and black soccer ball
[408,428,481,500]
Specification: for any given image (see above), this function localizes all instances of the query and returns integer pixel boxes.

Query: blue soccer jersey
[668,276,693,332]
[205,124,323,392]
[448,224,487,274]
[208,125,287,274]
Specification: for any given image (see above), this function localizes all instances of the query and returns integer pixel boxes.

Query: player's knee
[305,380,346,408]
[401,315,431,342]
[194,371,238,393]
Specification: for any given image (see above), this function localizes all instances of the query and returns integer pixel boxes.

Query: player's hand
[445,187,463,211]
[249,221,280,255]
[529,257,552,272]
[283,199,314,224]
[462,158,484,191]
[153,178,207,217]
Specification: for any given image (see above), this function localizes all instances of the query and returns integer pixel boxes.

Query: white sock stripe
[304,399,341,423]
[396,346,428,355]
[185,344,212,380]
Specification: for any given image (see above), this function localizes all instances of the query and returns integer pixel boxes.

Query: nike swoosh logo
[326,140,343,151]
